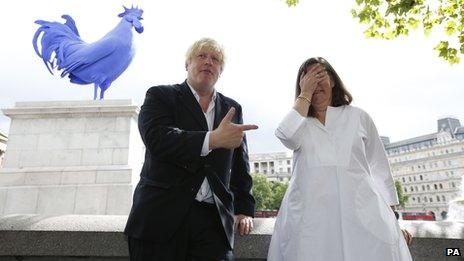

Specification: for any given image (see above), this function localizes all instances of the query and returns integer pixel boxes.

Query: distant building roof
[385,133,436,149]
[455,126,464,135]
[249,152,291,161]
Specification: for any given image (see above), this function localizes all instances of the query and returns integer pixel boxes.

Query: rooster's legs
[93,84,98,100]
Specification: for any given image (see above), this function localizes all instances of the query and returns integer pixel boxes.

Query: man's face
[186,49,222,91]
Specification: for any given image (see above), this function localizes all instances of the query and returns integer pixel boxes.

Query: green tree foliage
[286,0,299,6]
[252,173,289,210]
[285,0,464,64]
[252,174,274,210]
[395,180,409,207]
[269,180,289,210]
[352,0,464,64]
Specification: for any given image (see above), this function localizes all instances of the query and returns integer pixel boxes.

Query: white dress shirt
[268,106,411,261]
[187,83,215,204]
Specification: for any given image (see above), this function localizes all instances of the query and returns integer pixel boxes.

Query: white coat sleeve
[275,109,307,150]
[362,111,399,205]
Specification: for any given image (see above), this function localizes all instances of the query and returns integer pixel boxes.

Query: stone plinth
[0,100,144,215]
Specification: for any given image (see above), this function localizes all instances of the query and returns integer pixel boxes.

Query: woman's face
[307,63,334,111]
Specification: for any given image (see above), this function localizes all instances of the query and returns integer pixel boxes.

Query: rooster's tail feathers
[33,16,83,74]
[61,15,80,37]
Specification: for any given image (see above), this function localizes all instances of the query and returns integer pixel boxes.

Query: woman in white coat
[267,57,413,261]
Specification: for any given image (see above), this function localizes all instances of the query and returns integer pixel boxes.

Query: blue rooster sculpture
[33,6,144,100]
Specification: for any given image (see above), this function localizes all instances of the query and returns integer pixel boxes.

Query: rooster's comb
[118,5,143,18]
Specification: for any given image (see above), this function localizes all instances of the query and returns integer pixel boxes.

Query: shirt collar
[186,81,217,103]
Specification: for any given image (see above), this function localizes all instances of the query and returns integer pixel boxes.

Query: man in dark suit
[124,38,257,260]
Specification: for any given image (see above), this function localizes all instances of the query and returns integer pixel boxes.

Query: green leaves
[408,17,420,29]
[251,174,273,210]
[283,0,463,63]
[395,180,409,208]
[252,173,289,210]
[351,0,464,64]
[434,41,460,63]
[285,0,299,7]
[445,20,457,35]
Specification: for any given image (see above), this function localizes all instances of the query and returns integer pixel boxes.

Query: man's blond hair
[185,38,226,71]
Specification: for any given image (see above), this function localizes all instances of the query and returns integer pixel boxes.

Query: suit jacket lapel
[178,81,208,130]
[213,93,229,130]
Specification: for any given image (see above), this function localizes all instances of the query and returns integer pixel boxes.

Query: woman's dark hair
[295,57,352,117]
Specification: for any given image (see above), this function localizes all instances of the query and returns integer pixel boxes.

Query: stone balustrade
[0,215,463,261]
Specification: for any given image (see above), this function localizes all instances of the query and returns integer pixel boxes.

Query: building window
[254,163,259,170]
[412,197,416,201]
[437,195,440,202]
[287,160,290,165]
[439,183,443,189]
[287,167,291,173]
[422,185,425,191]
[413,176,416,181]
[409,177,412,182]
[442,195,446,201]
[420,175,423,180]
[452,182,456,188]
[402,177,406,182]
[263,169,267,174]
[418,197,421,203]
[404,187,407,193]
[427,185,430,190]
[430,198,433,203]
[410,186,414,192]
[415,186,418,191]
[434,184,438,190]
[424,197,428,202]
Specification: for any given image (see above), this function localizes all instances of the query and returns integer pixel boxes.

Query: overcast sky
[1,0,463,154]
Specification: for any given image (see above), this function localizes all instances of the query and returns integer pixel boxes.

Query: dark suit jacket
[124,81,255,249]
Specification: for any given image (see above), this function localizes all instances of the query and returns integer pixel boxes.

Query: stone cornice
[2,100,139,119]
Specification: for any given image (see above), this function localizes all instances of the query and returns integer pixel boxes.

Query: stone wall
[0,215,463,261]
